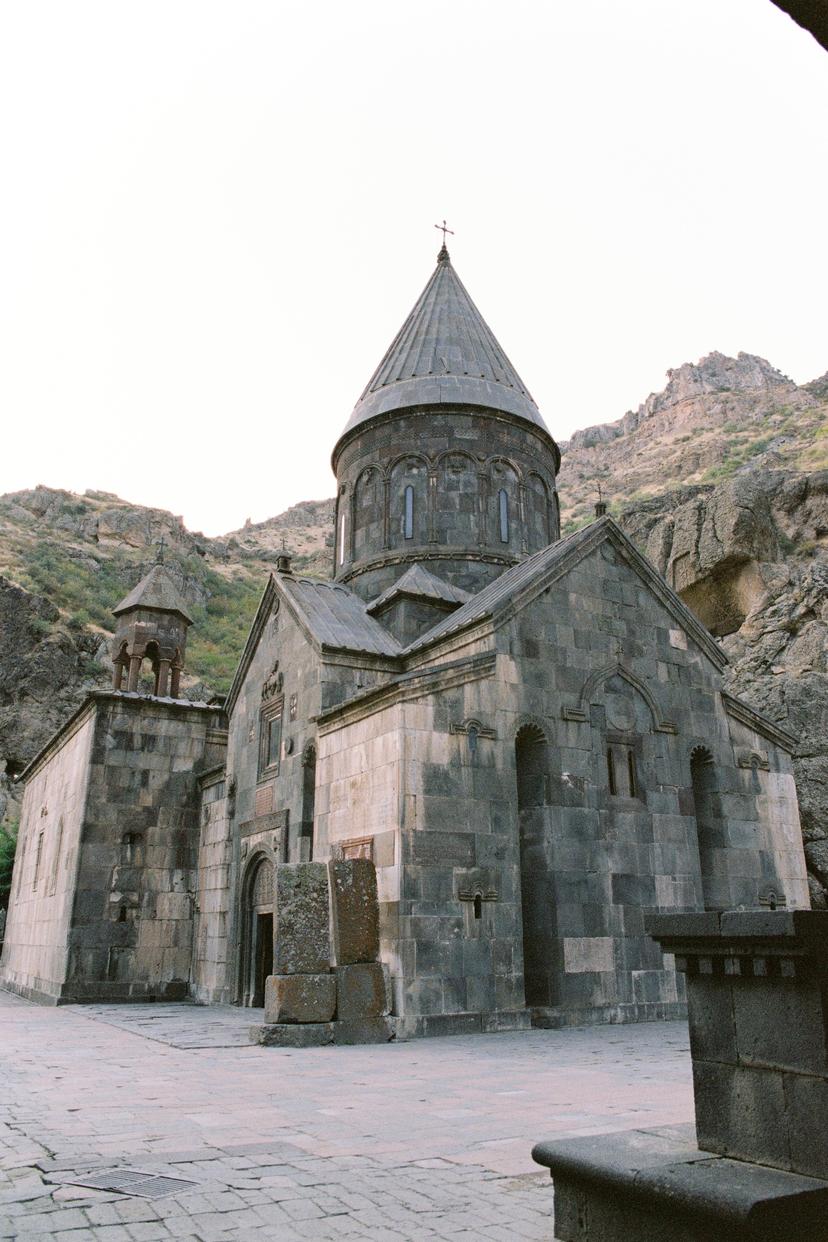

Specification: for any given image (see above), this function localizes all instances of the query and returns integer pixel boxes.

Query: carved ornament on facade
[736,748,770,771]
[456,867,498,903]
[449,717,496,755]
[262,662,283,701]
[562,663,677,734]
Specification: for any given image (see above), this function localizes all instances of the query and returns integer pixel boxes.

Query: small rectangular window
[607,749,617,796]
[33,831,44,892]
[498,488,509,543]
[49,822,63,896]
[404,485,414,539]
[627,748,637,798]
[259,702,283,778]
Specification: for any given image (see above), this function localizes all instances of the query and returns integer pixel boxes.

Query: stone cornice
[316,651,496,733]
[331,402,561,474]
[19,690,224,784]
[224,574,278,716]
[721,690,797,752]
[401,518,728,675]
[337,547,520,587]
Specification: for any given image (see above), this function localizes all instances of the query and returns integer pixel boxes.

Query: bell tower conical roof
[337,245,550,443]
[113,562,193,623]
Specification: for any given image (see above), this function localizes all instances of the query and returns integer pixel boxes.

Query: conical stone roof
[339,246,549,439]
[113,563,194,624]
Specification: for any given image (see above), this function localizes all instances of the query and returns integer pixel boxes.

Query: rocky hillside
[0,488,334,774]
[0,350,826,904]
[559,351,828,531]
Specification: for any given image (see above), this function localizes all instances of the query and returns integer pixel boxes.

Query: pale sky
[1,1,826,536]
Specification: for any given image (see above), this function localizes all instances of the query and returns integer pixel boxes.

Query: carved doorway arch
[239,853,274,1007]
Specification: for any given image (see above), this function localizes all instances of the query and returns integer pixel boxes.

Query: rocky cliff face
[559,350,828,532]
[0,576,107,781]
[618,469,828,907]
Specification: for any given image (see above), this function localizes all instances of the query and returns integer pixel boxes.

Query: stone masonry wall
[316,704,402,988]
[191,768,231,1004]
[63,694,225,1002]
[314,533,809,1035]
[0,709,96,1003]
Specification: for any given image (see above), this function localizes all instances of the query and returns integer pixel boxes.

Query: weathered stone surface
[274,863,330,974]
[0,576,109,780]
[332,1016,394,1045]
[250,1021,335,1048]
[534,1125,828,1241]
[0,692,225,1005]
[335,962,386,1020]
[329,859,380,965]
[648,910,828,1180]
[264,972,336,1024]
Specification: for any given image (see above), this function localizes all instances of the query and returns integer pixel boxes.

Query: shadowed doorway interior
[241,856,274,1007]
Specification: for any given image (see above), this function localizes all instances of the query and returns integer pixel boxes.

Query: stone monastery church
[0,243,810,1038]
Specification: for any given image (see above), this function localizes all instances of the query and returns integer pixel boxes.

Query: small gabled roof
[113,563,193,623]
[224,572,401,718]
[367,563,471,614]
[280,576,402,657]
[402,516,728,672]
[336,246,551,445]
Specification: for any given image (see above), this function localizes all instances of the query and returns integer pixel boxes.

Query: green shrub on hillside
[0,820,18,911]
[16,538,267,696]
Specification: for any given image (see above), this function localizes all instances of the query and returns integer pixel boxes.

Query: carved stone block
[264,972,336,1024]
[329,859,380,965]
[274,862,330,974]
[335,962,386,1020]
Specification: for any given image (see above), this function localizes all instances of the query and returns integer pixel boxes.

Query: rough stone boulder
[619,474,782,637]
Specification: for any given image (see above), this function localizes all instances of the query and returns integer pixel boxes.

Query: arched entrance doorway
[239,854,274,1007]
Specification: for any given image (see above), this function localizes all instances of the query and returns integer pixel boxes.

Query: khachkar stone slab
[335,962,386,1020]
[274,862,330,974]
[264,973,336,1024]
[328,859,380,965]
[533,911,828,1240]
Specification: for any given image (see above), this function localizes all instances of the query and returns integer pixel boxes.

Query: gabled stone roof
[402,516,729,672]
[366,563,471,614]
[113,563,194,623]
[279,576,402,656]
[339,246,549,438]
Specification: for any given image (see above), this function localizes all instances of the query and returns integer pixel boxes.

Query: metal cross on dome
[154,535,167,564]
[434,219,454,244]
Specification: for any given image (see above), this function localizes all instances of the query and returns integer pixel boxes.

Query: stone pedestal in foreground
[533,911,828,1241]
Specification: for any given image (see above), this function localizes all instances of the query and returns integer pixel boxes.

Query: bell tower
[111,557,193,698]
[330,241,560,602]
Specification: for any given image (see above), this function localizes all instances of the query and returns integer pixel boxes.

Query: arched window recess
[515,723,549,811]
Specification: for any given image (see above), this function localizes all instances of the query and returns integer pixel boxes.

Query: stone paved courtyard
[0,992,694,1240]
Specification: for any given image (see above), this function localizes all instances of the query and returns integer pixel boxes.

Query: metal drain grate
[62,1169,198,1199]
